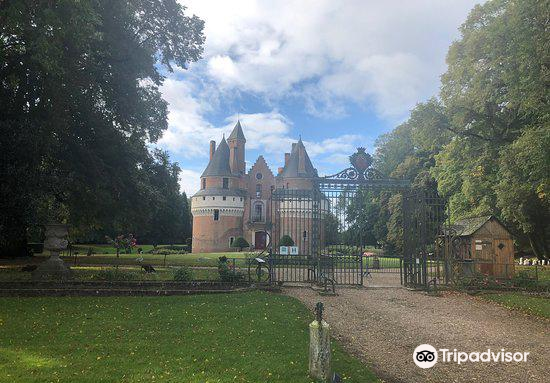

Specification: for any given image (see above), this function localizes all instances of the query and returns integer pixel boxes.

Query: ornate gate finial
[349,147,372,172]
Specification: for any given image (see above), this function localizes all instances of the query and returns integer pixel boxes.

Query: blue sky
[157,0,482,194]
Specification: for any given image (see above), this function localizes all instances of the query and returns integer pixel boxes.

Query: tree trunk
[528,232,548,260]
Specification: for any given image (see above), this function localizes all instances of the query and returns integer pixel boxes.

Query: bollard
[309,302,331,382]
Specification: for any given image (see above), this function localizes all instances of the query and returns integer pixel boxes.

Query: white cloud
[179,169,202,195]
[167,0,481,192]
[182,0,480,119]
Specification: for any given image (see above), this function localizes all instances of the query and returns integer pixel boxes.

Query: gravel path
[285,284,549,383]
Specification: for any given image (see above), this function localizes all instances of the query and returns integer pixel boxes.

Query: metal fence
[268,253,363,285]
[0,255,269,284]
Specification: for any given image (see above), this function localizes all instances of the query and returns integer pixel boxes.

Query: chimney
[284,153,290,166]
[278,167,284,175]
[209,140,216,160]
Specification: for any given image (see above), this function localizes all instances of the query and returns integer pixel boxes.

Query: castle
[191,121,318,253]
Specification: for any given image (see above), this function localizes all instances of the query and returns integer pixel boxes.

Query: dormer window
[222,178,229,189]
[201,179,206,189]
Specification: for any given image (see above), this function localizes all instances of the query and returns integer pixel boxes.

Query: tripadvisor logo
[413,344,530,369]
[414,344,438,368]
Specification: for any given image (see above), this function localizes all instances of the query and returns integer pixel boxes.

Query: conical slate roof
[201,137,232,177]
[279,138,318,178]
[228,120,246,141]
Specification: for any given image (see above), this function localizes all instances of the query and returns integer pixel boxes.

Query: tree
[441,0,548,145]
[323,212,340,245]
[434,0,549,256]
[279,235,295,247]
[495,127,550,259]
[231,237,249,252]
[105,234,136,259]
[0,1,204,256]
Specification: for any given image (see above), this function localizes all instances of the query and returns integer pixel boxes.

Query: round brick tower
[191,124,247,253]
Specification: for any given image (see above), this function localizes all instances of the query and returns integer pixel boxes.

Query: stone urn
[32,223,72,281]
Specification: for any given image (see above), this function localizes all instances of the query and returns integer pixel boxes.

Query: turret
[227,120,246,175]
[276,138,318,189]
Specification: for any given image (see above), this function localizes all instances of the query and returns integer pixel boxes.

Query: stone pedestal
[32,224,72,281]
[309,319,331,382]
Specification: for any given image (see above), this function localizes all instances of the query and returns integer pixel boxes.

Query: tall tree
[0,1,204,255]
[434,0,549,256]
[495,127,550,259]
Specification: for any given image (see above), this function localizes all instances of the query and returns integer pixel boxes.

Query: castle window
[256,183,262,198]
[212,197,215,200]
[229,237,235,246]
[222,177,229,189]
[223,196,226,201]
[256,173,263,180]
[252,202,264,222]
[202,196,205,201]
[213,209,219,221]
[303,230,308,239]
[201,179,206,189]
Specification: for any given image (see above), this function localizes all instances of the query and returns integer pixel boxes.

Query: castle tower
[227,120,246,176]
[274,138,323,255]
[276,138,318,189]
[191,136,246,253]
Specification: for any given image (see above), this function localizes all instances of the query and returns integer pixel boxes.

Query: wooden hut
[452,216,514,278]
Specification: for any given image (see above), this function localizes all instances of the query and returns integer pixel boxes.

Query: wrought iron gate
[402,189,453,289]
[267,148,453,289]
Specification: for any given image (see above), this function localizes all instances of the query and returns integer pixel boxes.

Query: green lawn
[0,292,378,383]
[481,292,550,319]
[0,265,220,282]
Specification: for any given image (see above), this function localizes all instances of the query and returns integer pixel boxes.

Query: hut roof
[452,215,508,237]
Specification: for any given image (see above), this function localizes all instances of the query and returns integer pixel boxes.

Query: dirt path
[285,285,549,383]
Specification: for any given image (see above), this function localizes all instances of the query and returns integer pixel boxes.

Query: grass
[516,265,550,282]
[0,265,221,282]
[0,291,378,383]
[481,292,550,319]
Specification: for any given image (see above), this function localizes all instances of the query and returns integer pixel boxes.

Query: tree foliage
[373,0,549,259]
[279,235,295,247]
[0,1,203,255]
[231,237,250,252]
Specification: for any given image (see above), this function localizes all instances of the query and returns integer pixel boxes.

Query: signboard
[289,246,299,255]
[279,246,289,255]
[475,244,483,250]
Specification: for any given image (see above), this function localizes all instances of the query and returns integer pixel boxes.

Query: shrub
[173,267,193,282]
[279,235,294,247]
[231,237,249,251]
[154,245,189,253]
[89,269,138,281]
[217,257,244,282]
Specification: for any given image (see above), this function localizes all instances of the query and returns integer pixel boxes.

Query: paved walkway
[285,285,549,383]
